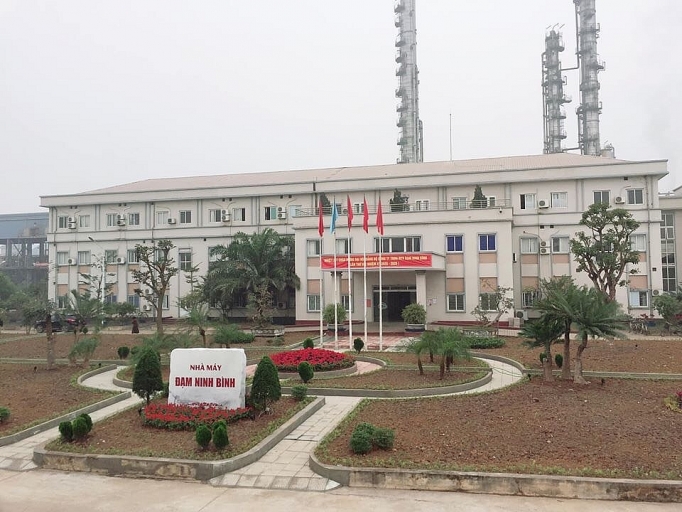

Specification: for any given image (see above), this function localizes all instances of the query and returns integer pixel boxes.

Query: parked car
[34,314,86,333]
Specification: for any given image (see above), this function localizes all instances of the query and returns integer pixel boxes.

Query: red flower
[270,348,354,372]
[142,402,252,430]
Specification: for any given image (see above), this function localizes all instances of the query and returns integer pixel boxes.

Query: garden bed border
[33,396,325,481]
[0,364,130,447]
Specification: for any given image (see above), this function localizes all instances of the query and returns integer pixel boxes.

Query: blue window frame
[446,235,463,253]
[479,234,496,252]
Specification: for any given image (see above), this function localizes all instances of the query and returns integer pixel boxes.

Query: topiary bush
[72,416,89,440]
[353,337,364,354]
[78,413,93,433]
[464,336,505,349]
[0,406,9,423]
[195,424,212,450]
[539,352,548,363]
[212,425,229,450]
[554,353,563,368]
[291,385,308,401]
[297,361,314,383]
[372,427,395,450]
[250,356,282,411]
[350,423,375,455]
[117,346,130,359]
[212,419,227,432]
[302,338,315,349]
[132,346,164,405]
[59,421,73,442]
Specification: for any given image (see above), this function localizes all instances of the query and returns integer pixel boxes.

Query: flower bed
[270,348,354,372]
[143,402,251,430]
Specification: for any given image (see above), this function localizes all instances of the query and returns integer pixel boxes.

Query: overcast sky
[1,1,680,214]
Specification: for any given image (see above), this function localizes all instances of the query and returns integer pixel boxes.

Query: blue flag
[329,201,339,234]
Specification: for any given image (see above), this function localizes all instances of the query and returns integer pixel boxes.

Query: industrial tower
[575,0,604,156]
[542,29,571,153]
[394,0,423,163]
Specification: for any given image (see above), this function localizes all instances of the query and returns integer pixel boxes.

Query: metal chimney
[542,29,571,153]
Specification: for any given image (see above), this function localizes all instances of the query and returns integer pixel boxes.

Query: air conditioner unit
[144,288,152,296]
[539,240,548,248]
[116,214,126,226]
[652,289,660,296]
[142,304,152,312]
[67,216,76,223]
[614,196,625,204]
[276,206,286,214]
[67,258,77,265]
[515,310,529,320]
[540,247,550,255]
[167,218,177,225]
[538,200,549,209]
[277,301,287,310]
[221,209,230,222]
[115,257,126,265]
[277,211,287,220]
[67,221,77,229]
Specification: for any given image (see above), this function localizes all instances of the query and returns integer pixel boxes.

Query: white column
[415,270,427,320]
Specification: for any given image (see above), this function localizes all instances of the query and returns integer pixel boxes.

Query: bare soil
[317,378,682,479]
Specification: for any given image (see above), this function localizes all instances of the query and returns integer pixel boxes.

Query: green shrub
[0,406,9,423]
[132,346,164,405]
[401,303,426,324]
[162,381,169,398]
[214,324,254,347]
[72,416,89,440]
[195,424,212,449]
[350,423,375,455]
[212,425,229,450]
[59,421,73,442]
[117,346,130,359]
[353,337,364,354]
[554,353,563,368]
[465,336,505,349]
[271,336,284,346]
[250,356,282,411]
[302,338,315,349]
[212,419,227,432]
[297,361,314,383]
[372,427,395,450]
[539,352,548,363]
[354,422,376,437]
[130,346,139,357]
[291,385,308,401]
[78,413,93,433]
[68,337,100,365]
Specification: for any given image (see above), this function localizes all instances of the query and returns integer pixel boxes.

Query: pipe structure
[541,29,571,153]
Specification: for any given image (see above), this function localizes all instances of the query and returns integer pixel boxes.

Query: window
[629,290,648,308]
[307,240,321,256]
[233,208,246,221]
[522,290,540,308]
[593,190,610,205]
[128,213,140,226]
[79,215,90,228]
[208,246,220,263]
[663,267,676,293]
[57,295,69,309]
[520,237,538,254]
[127,249,139,264]
[106,213,118,227]
[104,294,117,305]
[352,203,363,214]
[520,194,536,210]
[233,292,248,308]
[104,250,118,264]
[264,206,277,221]
[57,252,69,265]
[78,251,91,265]
[551,236,570,254]
[415,199,430,211]
[488,196,496,207]
[452,197,467,210]
[627,189,644,205]
[478,234,496,252]
[208,209,222,223]
[162,295,170,309]
[375,236,421,253]
[307,295,321,312]
[479,293,499,312]
[179,210,192,224]
[156,211,169,225]
[289,205,302,218]
[447,293,465,312]
[127,295,140,308]
[446,235,463,253]
[58,216,69,229]
[661,213,674,239]
[336,238,352,254]
[179,250,193,271]
[341,295,353,313]
[630,234,646,252]
[550,192,568,208]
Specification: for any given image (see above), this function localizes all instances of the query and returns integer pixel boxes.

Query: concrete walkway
[0,356,523,493]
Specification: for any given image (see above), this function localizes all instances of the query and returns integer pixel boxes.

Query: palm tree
[433,328,471,380]
[406,337,428,375]
[520,316,564,382]
[204,229,300,326]
[570,287,623,384]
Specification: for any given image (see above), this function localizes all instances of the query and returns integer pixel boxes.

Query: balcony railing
[295,199,512,218]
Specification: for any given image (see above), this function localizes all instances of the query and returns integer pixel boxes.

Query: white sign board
[168,348,246,409]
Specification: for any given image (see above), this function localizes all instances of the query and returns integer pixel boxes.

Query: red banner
[321,253,432,270]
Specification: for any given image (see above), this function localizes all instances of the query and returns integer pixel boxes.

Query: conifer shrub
[195,424,212,449]
[372,427,395,450]
[212,419,227,432]
[350,423,374,455]
[539,352,548,363]
[132,346,164,405]
[297,361,314,383]
[72,416,89,440]
[302,338,315,349]
[0,406,9,423]
[78,413,93,433]
[291,385,308,401]
[353,337,364,354]
[58,421,73,442]
[117,346,130,359]
[554,353,564,368]
[250,356,282,411]
[212,425,229,450]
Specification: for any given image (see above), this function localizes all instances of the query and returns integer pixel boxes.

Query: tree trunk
[417,356,424,375]
[573,336,589,384]
[46,313,55,370]
[439,358,445,380]
[561,325,571,380]
[200,328,207,348]
[542,343,554,382]
[156,301,164,335]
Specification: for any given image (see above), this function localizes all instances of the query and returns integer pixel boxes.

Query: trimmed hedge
[464,336,505,349]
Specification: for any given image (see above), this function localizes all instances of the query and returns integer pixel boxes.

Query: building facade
[40,153,667,324]
[0,212,49,287]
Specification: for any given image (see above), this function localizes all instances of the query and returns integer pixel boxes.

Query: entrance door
[373,289,417,322]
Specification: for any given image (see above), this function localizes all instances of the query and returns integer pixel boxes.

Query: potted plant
[323,303,348,332]
[402,303,426,332]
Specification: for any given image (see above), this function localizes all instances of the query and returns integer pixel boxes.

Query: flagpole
[362,196,369,348]
[318,199,325,347]
[333,234,338,350]
[377,199,384,351]
[347,195,354,350]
